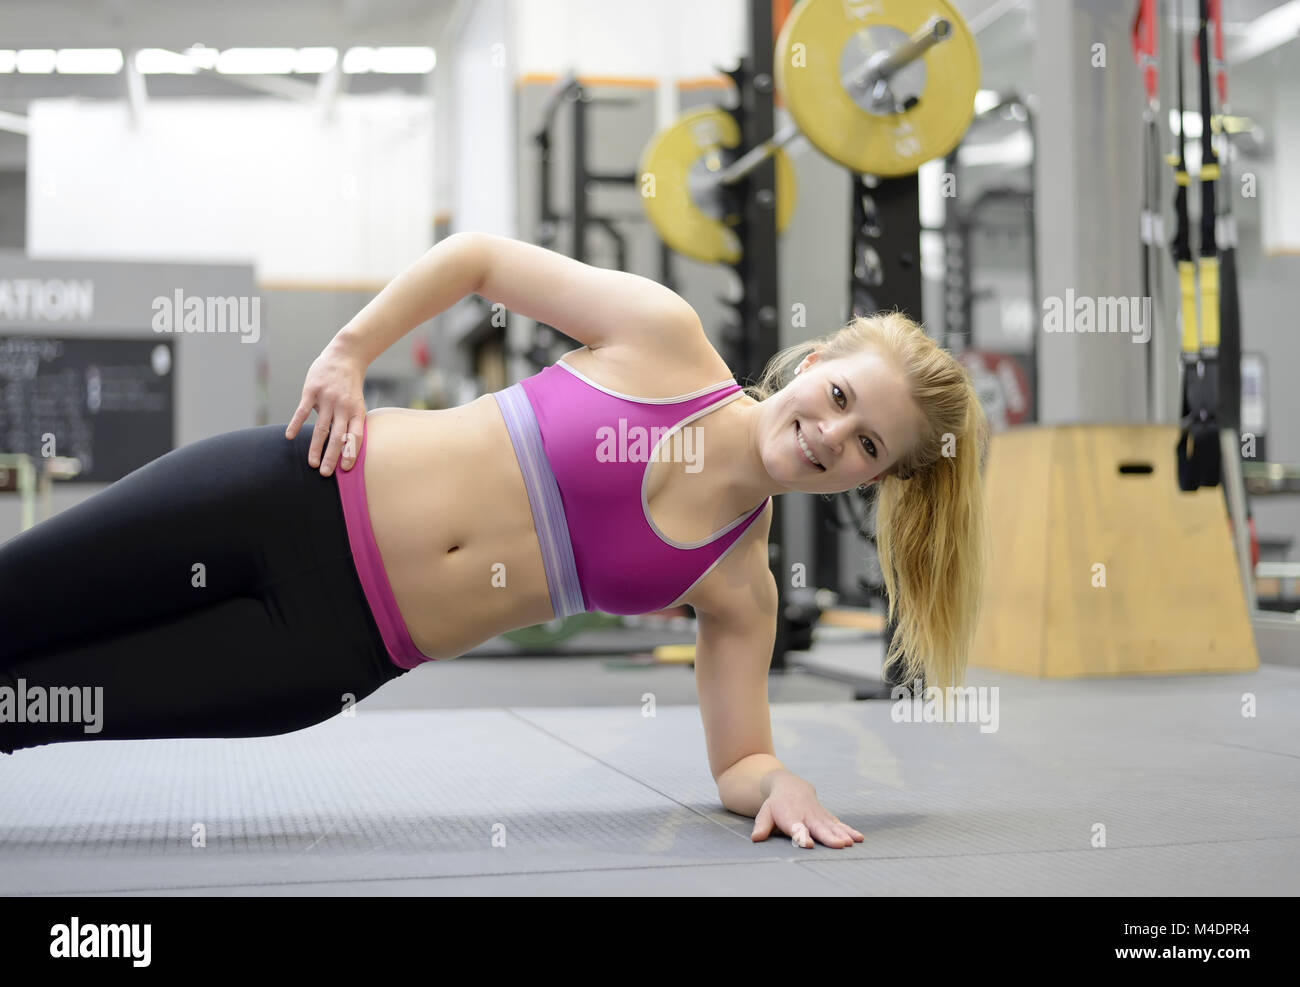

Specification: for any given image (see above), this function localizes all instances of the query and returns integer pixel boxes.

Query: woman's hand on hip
[751,773,864,849]
[286,338,368,477]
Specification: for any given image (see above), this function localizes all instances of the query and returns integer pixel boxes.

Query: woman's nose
[820,419,848,451]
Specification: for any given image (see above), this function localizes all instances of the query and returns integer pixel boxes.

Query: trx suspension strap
[1210,0,1241,437]
[1173,0,1222,490]
[1209,0,1254,566]
[1132,0,1164,420]
[1167,0,1198,487]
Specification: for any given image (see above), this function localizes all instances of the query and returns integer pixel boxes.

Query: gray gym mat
[1,647,1296,896]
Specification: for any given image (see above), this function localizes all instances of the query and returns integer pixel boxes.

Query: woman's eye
[861,437,877,458]
[830,384,846,408]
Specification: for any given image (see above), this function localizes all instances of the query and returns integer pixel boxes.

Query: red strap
[1131,0,1158,103]
[1210,0,1227,105]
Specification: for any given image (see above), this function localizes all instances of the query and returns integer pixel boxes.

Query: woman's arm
[334,231,702,367]
[691,523,786,813]
[334,233,484,367]
[466,232,701,350]
[693,525,864,849]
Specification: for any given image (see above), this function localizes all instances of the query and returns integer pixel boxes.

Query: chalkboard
[0,335,174,483]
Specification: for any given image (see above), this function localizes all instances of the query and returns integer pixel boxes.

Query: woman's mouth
[796,421,825,471]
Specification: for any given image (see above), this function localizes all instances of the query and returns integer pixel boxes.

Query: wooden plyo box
[970,424,1258,677]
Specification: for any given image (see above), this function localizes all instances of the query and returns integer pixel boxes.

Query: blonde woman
[0,233,988,851]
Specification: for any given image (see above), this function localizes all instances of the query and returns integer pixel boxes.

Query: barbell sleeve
[712,15,954,187]
[844,16,952,92]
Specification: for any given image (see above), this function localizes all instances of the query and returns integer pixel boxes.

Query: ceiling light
[342,47,375,73]
[55,48,124,74]
[294,47,338,73]
[343,46,436,73]
[17,49,57,73]
[135,49,198,74]
[370,47,436,73]
[216,48,299,74]
[185,44,219,71]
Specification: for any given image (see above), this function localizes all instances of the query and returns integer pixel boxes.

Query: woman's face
[759,347,922,495]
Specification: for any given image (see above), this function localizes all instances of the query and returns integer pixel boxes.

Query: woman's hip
[0,424,356,662]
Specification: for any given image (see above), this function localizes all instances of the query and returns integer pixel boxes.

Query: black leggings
[0,424,408,755]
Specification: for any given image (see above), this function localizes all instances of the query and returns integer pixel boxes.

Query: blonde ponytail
[873,386,988,690]
[747,312,989,691]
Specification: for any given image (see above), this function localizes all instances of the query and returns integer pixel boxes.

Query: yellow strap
[1174,171,1190,186]
[1179,261,1199,353]
[1200,163,1220,181]
[1198,258,1220,349]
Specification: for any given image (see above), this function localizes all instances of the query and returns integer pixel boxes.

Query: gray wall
[0,255,256,540]
[260,288,442,427]
[0,171,25,251]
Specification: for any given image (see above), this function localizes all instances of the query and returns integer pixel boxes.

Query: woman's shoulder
[554,333,736,401]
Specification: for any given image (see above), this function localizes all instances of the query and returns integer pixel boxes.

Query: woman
[0,232,988,850]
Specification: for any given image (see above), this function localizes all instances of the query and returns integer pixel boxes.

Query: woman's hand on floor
[286,339,369,477]
[751,773,864,849]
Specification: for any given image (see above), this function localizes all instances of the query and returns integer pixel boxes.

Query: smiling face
[758,346,923,495]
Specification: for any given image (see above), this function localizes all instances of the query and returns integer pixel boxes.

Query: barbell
[638,0,981,264]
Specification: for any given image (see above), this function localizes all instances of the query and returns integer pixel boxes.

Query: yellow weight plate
[653,644,696,663]
[775,0,980,176]
[638,106,797,265]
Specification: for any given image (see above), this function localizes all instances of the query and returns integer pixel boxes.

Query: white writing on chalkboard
[0,279,93,322]
[0,335,173,482]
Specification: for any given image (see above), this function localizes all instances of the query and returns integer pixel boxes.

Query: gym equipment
[502,611,622,650]
[970,424,1257,677]
[1132,0,1167,424]
[638,106,798,265]
[941,93,1039,430]
[532,71,665,273]
[774,0,979,177]
[492,609,698,655]
[1207,0,1242,442]
[0,454,38,532]
[1132,0,1257,627]
[638,0,979,264]
[1172,0,1223,491]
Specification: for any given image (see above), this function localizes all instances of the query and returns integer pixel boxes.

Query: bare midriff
[359,346,757,660]
[359,398,554,661]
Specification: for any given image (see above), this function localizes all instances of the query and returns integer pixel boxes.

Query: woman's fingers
[813,820,852,848]
[285,397,314,441]
[309,407,333,469]
[318,408,351,477]
[834,818,865,842]
[751,799,775,842]
[823,817,861,845]
[793,818,861,849]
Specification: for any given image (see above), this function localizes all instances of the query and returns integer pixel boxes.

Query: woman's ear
[795,349,821,377]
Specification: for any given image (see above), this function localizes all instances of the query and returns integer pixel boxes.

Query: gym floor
[2,623,1295,896]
